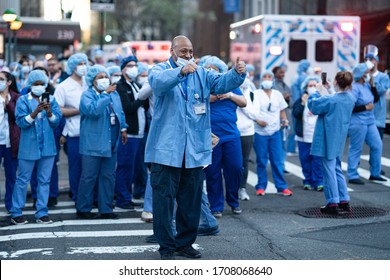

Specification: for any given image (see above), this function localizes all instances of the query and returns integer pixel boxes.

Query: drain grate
[297,206,388,219]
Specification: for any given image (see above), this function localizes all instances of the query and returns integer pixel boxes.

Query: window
[289,40,307,61]
[315,40,333,62]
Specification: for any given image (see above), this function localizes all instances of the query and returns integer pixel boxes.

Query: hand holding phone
[321,72,327,85]
[40,92,50,103]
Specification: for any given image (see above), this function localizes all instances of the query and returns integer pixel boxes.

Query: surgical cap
[364,54,379,62]
[300,76,320,91]
[66,53,88,75]
[246,64,255,73]
[353,63,368,81]
[107,65,121,77]
[137,62,148,75]
[297,59,310,74]
[85,65,109,88]
[120,56,138,70]
[260,70,274,80]
[26,69,48,88]
[204,56,228,73]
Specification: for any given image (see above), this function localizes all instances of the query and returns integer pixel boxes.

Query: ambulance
[229,14,361,84]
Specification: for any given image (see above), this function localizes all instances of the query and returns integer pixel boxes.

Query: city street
[0,135,390,260]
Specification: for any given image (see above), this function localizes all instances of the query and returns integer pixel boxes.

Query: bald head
[171,35,193,61]
[171,36,192,49]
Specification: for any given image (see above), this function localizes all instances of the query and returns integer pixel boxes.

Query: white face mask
[173,49,194,67]
[307,87,317,95]
[125,67,138,80]
[96,78,110,91]
[21,66,30,73]
[31,85,46,96]
[364,74,371,83]
[0,81,7,92]
[137,76,148,86]
[111,76,121,84]
[261,80,273,90]
[365,60,375,70]
[76,65,87,76]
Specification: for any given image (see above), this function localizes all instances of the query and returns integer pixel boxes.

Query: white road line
[24,201,75,208]
[0,207,143,217]
[284,161,354,192]
[360,155,390,168]
[0,229,153,242]
[247,170,277,193]
[340,161,390,188]
[1,218,146,231]
[0,248,54,259]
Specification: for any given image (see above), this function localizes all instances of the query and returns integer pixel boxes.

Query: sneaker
[320,203,339,215]
[303,184,312,190]
[11,216,28,225]
[232,207,242,214]
[256,189,265,196]
[161,251,176,260]
[141,211,153,223]
[47,197,58,207]
[369,175,387,182]
[36,216,53,224]
[316,185,324,192]
[348,178,365,185]
[380,170,385,175]
[278,189,293,196]
[212,211,222,218]
[145,234,158,243]
[238,188,250,201]
[197,226,220,236]
[338,201,351,212]
[76,211,98,219]
[176,246,202,259]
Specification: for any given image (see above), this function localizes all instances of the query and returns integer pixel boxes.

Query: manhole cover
[297,206,388,219]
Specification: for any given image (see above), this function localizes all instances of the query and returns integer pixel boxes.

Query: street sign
[91,0,115,12]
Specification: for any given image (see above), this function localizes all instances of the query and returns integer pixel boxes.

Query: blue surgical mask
[364,74,371,83]
[31,85,46,96]
[76,65,87,76]
[125,67,138,80]
[96,78,110,91]
[307,87,317,95]
[0,81,7,92]
[11,70,19,78]
[261,80,273,90]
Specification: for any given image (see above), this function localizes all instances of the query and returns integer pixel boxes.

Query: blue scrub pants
[199,188,218,230]
[0,145,18,212]
[205,137,243,212]
[347,123,382,179]
[151,163,203,256]
[30,153,59,200]
[287,114,297,153]
[66,136,82,202]
[253,132,287,191]
[297,141,324,188]
[115,137,142,207]
[143,174,153,212]
[321,157,350,204]
[77,154,117,214]
[10,156,55,219]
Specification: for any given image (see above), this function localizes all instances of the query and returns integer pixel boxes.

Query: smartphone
[41,92,50,103]
[321,72,327,85]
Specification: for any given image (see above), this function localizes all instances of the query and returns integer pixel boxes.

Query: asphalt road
[1,135,390,261]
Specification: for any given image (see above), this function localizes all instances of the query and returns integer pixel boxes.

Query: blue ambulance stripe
[266,51,284,70]
[266,29,282,46]
[337,50,348,62]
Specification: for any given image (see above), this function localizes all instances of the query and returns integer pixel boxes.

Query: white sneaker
[141,211,153,223]
[238,188,250,201]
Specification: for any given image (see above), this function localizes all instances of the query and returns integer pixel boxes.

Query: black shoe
[231,207,242,214]
[47,197,58,207]
[11,215,28,225]
[76,211,98,219]
[161,252,176,260]
[145,234,158,243]
[381,170,385,175]
[129,200,143,207]
[36,215,53,224]
[32,198,37,208]
[197,226,220,236]
[338,201,351,212]
[369,175,387,182]
[348,178,365,185]
[100,213,119,219]
[93,201,98,208]
[175,246,202,259]
[320,204,339,215]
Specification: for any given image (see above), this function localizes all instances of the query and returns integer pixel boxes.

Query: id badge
[194,102,206,115]
[110,113,116,126]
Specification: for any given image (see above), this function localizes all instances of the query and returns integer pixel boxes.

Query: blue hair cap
[26,69,48,88]
[352,63,368,81]
[106,65,121,77]
[66,53,88,75]
[85,65,109,88]
[204,56,228,73]
[137,62,148,75]
[300,76,320,91]
[260,70,274,80]
[297,59,310,74]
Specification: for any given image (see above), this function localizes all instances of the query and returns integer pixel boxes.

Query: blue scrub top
[210,88,242,141]
[350,82,376,125]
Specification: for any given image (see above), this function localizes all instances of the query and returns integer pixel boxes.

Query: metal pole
[99,11,104,51]
[13,30,17,62]
[6,23,12,64]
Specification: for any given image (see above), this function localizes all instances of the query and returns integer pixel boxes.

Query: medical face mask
[137,76,148,86]
[261,80,273,90]
[173,50,194,67]
[125,67,138,80]
[365,60,375,70]
[111,76,121,84]
[0,81,7,92]
[21,65,30,73]
[31,85,46,96]
[11,70,19,78]
[96,78,110,91]
[307,87,317,95]
[76,65,87,76]
[364,74,371,83]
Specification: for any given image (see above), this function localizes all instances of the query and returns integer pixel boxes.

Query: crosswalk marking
[0,229,153,242]
[340,161,390,188]
[1,218,145,231]
[360,154,390,168]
